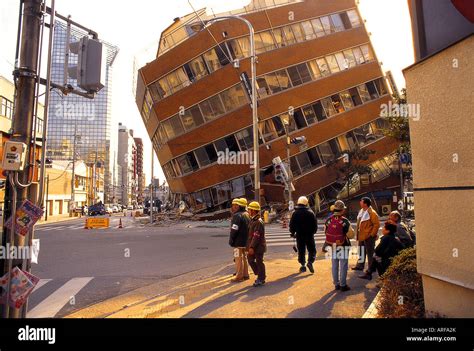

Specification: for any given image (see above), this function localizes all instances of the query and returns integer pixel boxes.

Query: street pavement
[27,217,296,317]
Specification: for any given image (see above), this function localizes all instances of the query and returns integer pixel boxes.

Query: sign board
[288,201,295,211]
[85,217,110,229]
[400,153,411,164]
[5,200,44,237]
[2,141,27,171]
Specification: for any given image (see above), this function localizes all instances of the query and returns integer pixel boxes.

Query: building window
[353,46,365,64]
[199,95,226,122]
[300,21,316,40]
[307,148,322,168]
[335,52,348,71]
[316,58,330,76]
[374,78,388,96]
[331,94,345,114]
[296,152,312,173]
[301,105,317,125]
[339,90,355,110]
[326,55,340,73]
[162,115,185,140]
[184,56,208,82]
[352,123,373,147]
[1,96,14,119]
[229,37,250,59]
[203,48,222,73]
[311,18,326,37]
[290,157,302,177]
[320,16,334,34]
[347,10,361,27]
[320,98,337,118]
[366,81,380,99]
[215,135,240,153]
[312,101,327,122]
[293,109,307,129]
[220,84,247,112]
[330,14,345,32]
[357,83,372,103]
[339,12,353,29]
[260,119,279,142]
[343,49,357,68]
[255,31,275,53]
[180,105,205,131]
[177,152,199,175]
[287,63,312,86]
[318,139,341,163]
[235,128,253,151]
[307,60,321,79]
[291,23,306,42]
[348,87,363,106]
[360,44,374,62]
[195,144,218,167]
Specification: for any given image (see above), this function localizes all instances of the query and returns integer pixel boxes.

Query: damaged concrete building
[135,0,400,216]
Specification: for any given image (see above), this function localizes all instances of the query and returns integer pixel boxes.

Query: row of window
[161,76,388,180]
[177,118,388,211]
[289,118,388,178]
[260,77,387,141]
[152,43,375,149]
[142,8,362,117]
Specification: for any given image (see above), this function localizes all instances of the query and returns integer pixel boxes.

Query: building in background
[0,75,43,207]
[405,0,474,317]
[117,123,137,206]
[43,160,89,217]
[136,0,399,214]
[46,21,119,205]
[134,137,145,204]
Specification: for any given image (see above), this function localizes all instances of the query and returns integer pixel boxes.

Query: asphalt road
[27,214,299,318]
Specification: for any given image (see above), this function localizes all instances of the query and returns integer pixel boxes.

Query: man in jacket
[229,198,250,283]
[359,222,405,280]
[289,196,318,274]
[352,197,380,272]
[247,201,266,287]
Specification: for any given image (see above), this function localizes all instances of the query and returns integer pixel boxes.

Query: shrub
[376,247,425,318]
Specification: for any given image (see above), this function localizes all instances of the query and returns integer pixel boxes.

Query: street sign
[289,201,295,211]
[84,217,110,229]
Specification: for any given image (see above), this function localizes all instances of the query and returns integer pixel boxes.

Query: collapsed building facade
[135,0,401,215]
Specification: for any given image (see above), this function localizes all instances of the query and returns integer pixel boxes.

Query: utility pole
[0,0,43,319]
[44,174,49,221]
[70,123,77,216]
[150,148,154,224]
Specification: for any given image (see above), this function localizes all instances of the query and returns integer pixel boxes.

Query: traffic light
[272,157,289,184]
[69,36,106,93]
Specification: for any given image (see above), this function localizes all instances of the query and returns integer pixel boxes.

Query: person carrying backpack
[324,200,352,292]
[289,196,318,274]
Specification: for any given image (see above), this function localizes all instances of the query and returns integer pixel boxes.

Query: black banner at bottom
[0,318,472,349]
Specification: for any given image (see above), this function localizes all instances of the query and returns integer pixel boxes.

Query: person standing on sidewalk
[358,222,405,280]
[229,198,250,283]
[352,197,380,272]
[289,196,318,274]
[325,200,352,292]
[247,201,266,287]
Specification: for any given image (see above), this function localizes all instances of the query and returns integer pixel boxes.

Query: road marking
[32,279,52,293]
[27,277,93,318]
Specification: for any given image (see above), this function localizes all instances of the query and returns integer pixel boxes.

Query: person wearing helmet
[247,201,266,287]
[229,198,251,283]
[289,196,318,273]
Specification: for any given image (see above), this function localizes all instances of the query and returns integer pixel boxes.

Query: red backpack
[326,215,346,245]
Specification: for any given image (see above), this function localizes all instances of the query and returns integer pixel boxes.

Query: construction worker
[247,201,267,287]
[229,198,250,283]
[290,196,318,273]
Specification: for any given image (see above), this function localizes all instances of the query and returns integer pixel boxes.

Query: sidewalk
[66,253,379,318]
[37,213,83,225]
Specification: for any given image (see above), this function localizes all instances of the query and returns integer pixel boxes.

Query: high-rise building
[136,0,399,213]
[117,123,137,206]
[47,21,119,203]
[134,137,145,204]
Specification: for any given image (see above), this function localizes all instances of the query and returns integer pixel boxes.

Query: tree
[381,88,411,154]
[326,145,376,201]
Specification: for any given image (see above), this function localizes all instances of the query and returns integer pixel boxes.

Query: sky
[0,0,415,185]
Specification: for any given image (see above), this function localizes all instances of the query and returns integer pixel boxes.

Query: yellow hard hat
[248,201,261,211]
[232,198,247,207]
[297,196,309,206]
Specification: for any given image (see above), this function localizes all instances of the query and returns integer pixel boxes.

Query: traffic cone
[84,219,89,230]
[118,218,123,229]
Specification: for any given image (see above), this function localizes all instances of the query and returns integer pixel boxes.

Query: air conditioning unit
[381,205,392,215]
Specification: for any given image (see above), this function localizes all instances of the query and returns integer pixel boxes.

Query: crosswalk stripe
[32,279,52,293]
[27,277,93,318]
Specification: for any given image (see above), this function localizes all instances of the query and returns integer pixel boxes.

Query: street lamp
[190,16,260,201]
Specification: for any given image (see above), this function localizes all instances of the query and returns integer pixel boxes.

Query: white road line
[32,279,52,293]
[27,277,93,318]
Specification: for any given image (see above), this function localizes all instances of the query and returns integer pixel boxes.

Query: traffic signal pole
[0,0,43,319]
